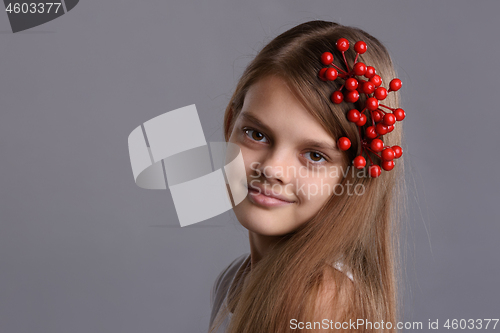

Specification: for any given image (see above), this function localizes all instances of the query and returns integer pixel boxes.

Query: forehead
[243,75,300,110]
[239,75,337,149]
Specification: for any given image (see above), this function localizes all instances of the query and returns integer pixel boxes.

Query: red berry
[354,41,367,54]
[325,68,338,81]
[381,147,395,160]
[336,38,349,52]
[370,138,384,152]
[383,113,396,126]
[374,87,388,100]
[376,123,388,135]
[318,68,328,81]
[331,91,344,104]
[353,62,367,76]
[353,155,366,169]
[365,126,378,139]
[347,109,361,122]
[345,78,358,91]
[362,81,375,94]
[365,66,376,78]
[393,108,405,121]
[321,52,334,65]
[337,137,351,151]
[372,110,383,123]
[366,97,379,111]
[345,90,359,103]
[370,75,382,87]
[369,165,382,178]
[389,78,402,91]
[387,124,395,132]
[392,145,403,158]
[355,113,367,126]
[381,160,395,171]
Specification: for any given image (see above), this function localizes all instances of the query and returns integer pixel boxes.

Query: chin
[233,198,300,236]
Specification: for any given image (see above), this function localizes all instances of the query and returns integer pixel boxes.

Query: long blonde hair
[210,20,406,333]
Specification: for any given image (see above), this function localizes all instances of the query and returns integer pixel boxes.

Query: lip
[246,183,295,207]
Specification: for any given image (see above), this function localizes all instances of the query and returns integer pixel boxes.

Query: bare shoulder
[312,264,355,322]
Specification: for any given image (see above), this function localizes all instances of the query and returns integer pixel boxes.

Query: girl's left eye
[304,151,327,163]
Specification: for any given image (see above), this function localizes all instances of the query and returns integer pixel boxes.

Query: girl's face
[228,75,345,236]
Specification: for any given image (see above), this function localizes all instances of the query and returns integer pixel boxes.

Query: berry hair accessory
[318,38,405,178]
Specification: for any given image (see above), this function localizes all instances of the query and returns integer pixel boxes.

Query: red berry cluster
[318,38,405,178]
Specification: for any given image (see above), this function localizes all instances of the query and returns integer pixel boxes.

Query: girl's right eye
[243,128,268,143]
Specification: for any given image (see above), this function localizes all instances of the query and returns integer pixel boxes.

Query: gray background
[1,1,499,332]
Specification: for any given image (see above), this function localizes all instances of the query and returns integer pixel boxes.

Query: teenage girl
[209,20,406,333]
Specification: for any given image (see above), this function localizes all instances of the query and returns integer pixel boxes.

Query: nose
[254,148,294,184]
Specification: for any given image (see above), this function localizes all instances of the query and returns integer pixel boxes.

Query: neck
[248,230,285,270]
[231,231,286,310]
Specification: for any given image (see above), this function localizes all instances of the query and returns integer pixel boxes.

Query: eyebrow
[240,111,273,133]
[239,111,338,152]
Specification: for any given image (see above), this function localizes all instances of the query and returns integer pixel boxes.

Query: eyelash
[242,127,329,164]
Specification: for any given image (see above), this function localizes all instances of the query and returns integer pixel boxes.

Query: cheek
[228,128,264,175]
[227,134,255,172]
[296,174,339,205]
[240,148,261,176]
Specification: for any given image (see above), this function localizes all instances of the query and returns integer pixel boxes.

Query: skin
[227,75,345,270]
